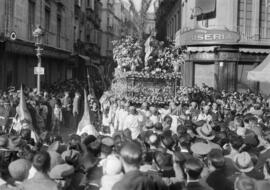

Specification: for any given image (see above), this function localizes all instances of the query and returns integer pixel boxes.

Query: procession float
[106,35,185,106]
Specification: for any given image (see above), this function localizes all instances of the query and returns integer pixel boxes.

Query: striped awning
[247,53,270,82]
[186,46,218,53]
[239,48,270,54]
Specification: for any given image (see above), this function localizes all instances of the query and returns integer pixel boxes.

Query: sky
[122,0,155,13]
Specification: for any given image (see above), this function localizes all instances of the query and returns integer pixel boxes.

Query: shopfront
[176,28,269,93]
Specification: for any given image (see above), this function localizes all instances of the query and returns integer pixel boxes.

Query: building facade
[155,0,270,95]
[0,0,74,89]
[73,0,106,96]
[100,0,115,84]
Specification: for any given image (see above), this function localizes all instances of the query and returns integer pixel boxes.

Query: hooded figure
[76,89,98,137]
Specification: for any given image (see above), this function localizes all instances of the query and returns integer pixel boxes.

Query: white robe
[123,114,141,139]
[115,109,128,131]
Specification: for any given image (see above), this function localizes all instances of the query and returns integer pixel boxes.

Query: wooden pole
[86,66,91,95]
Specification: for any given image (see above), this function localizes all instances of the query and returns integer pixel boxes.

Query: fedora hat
[233,152,254,173]
[196,123,215,140]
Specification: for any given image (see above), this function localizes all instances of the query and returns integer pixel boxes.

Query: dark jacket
[112,170,167,190]
[186,181,213,190]
[206,169,234,190]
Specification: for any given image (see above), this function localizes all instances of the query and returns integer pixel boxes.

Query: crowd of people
[0,84,270,190]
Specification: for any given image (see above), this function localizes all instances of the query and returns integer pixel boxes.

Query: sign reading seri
[176,28,240,46]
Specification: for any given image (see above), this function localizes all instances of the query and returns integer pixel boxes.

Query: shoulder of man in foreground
[112,170,168,190]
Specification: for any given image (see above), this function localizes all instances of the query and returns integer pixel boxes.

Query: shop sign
[189,53,216,61]
[218,52,239,61]
[177,29,240,46]
[34,67,45,75]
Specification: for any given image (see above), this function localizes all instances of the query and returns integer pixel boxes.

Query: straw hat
[196,123,215,140]
[233,152,254,173]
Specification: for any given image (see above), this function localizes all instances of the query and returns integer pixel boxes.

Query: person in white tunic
[123,106,141,140]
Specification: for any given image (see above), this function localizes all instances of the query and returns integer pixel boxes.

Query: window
[178,10,181,30]
[28,1,35,40]
[195,0,216,20]
[237,0,252,37]
[91,0,95,10]
[45,7,50,44]
[174,15,177,33]
[260,0,270,39]
[57,15,62,48]
[74,26,76,42]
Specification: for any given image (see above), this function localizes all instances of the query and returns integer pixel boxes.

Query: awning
[247,54,270,82]
[239,48,270,54]
[186,46,218,53]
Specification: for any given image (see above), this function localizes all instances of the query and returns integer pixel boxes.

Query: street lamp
[33,25,44,95]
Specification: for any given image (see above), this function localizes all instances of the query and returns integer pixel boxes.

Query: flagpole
[87,67,91,95]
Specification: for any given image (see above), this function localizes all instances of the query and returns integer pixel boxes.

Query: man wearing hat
[231,152,264,181]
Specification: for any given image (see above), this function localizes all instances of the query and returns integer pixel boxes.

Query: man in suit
[184,158,212,190]
[20,151,59,190]
[206,149,234,190]
[112,141,166,190]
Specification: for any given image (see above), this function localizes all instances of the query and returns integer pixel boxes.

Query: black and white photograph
[0,0,270,189]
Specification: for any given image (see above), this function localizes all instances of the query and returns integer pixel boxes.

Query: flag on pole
[76,89,98,137]
[19,85,32,123]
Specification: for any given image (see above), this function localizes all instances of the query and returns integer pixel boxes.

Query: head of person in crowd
[162,115,172,131]
[74,91,81,98]
[83,135,101,157]
[119,141,142,173]
[8,159,31,183]
[141,102,148,111]
[32,151,51,174]
[184,157,204,181]
[64,91,69,97]
[203,105,211,115]
[207,149,225,172]
[49,164,75,190]
[190,101,198,110]
[129,106,137,115]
